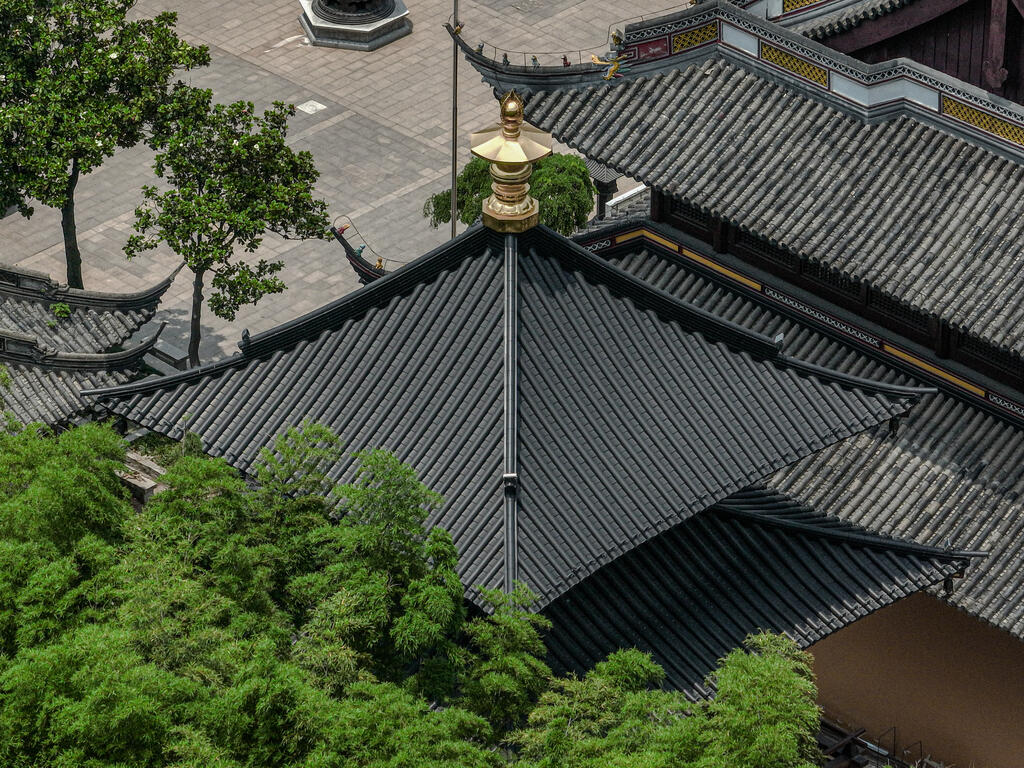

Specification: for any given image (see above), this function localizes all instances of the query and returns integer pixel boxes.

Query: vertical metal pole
[502,233,519,592]
[450,0,459,239]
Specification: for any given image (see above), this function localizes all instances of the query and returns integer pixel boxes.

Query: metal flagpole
[450,0,459,239]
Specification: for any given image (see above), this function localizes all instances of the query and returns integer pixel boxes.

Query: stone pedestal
[299,0,412,50]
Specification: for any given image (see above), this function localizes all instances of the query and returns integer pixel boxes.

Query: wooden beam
[983,0,1010,91]
[827,0,973,53]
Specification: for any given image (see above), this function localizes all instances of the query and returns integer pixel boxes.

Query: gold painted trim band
[599,227,1016,409]
[883,344,986,397]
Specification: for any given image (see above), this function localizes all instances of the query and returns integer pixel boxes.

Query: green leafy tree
[461,583,552,738]
[0,421,823,767]
[306,681,501,768]
[512,648,693,768]
[0,0,209,288]
[0,422,500,767]
[124,86,330,367]
[697,633,820,768]
[512,636,822,768]
[291,448,466,700]
[423,154,597,235]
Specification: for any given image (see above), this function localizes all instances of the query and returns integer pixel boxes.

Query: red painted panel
[636,37,670,61]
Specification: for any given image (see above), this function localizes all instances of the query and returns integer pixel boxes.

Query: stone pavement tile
[3,0,672,364]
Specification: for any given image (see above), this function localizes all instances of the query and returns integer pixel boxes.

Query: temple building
[781,0,1024,103]
[446,3,1024,764]
[83,74,1010,766]
[0,262,173,425]
[633,0,1024,104]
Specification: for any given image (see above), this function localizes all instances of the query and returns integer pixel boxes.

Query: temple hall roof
[790,0,920,39]
[458,1,1024,360]
[0,365,134,426]
[0,262,175,424]
[590,216,1024,637]
[84,223,923,608]
[545,484,975,696]
[0,262,176,354]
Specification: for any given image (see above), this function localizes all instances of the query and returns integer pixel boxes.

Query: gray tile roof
[607,238,1024,637]
[584,157,622,185]
[0,365,130,425]
[0,296,152,355]
[774,397,1024,636]
[0,262,176,354]
[0,263,175,423]
[544,485,972,696]
[789,0,918,39]
[526,58,1024,357]
[85,224,921,608]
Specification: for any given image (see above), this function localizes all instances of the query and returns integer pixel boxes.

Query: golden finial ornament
[470,91,552,232]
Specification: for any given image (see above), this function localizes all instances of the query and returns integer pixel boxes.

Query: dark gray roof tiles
[0,263,173,424]
[514,240,918,601]
[0,296,152,355]
[525,58,1024,357]
[544,485,973,697]
[584,157,622,185]
[97,231,509,599]
[0,365,131,425]
[86,224,924,608]
[0,262,177,356]
[605,240,1024,637]
[789,0,918,39]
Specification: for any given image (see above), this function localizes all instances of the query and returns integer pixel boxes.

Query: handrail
[462,1,706,68]
[460,40,603,68]
[607,1,698,41]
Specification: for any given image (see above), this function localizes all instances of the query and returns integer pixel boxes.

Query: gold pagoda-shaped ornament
[470,91,553,232]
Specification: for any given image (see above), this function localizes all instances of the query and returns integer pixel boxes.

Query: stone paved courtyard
[0,0,670,361]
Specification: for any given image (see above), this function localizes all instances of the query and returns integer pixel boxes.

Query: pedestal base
[299,0,412,50]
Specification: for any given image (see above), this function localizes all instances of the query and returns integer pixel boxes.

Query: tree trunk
[188,268,205,368]
[61,158,83,289]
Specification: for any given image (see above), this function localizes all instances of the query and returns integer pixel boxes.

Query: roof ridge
[785,0,921,39]
[0,262,182,311]
[9,324,163,372]
[240,226,495,358]
[713,486,985,561]
[531,225,932,399]
[82,227,499,400]
[527,225,782,358]
[776,355,934,397]
[458,0,1024,162]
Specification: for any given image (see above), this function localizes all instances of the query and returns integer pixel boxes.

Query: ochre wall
[810,592,1024,768]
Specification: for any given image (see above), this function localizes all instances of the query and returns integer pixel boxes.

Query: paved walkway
[0,0,670,360]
